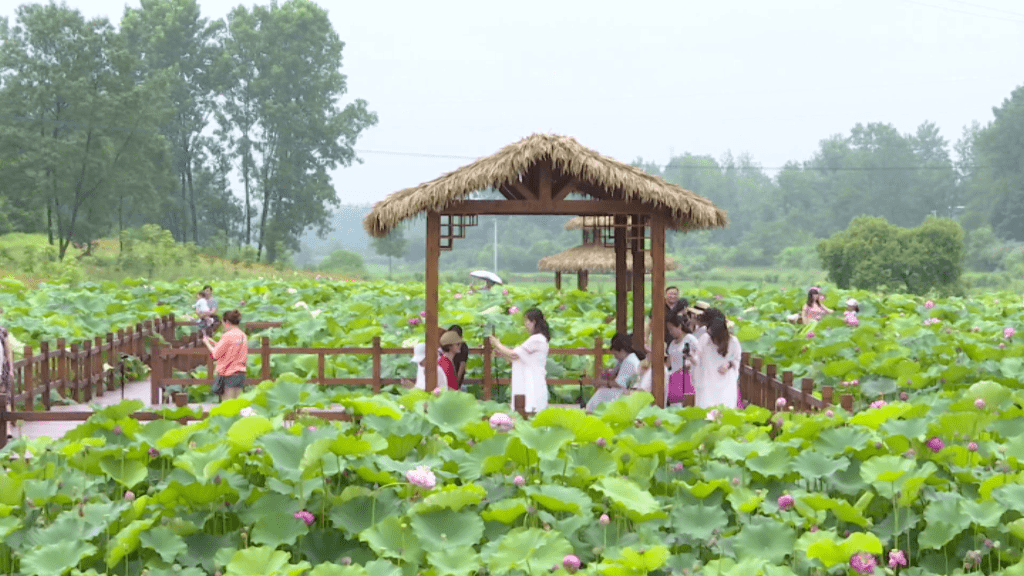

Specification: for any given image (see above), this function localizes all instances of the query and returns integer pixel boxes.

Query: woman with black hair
[585,333,645,413]
[801,287,833,325]
[490,308,550,413]
[690,308,741,409]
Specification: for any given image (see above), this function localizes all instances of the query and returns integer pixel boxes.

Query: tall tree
[372,227,407,278]
[0,3,169,259]
[977,85,1024,241]
[220,0,377,262]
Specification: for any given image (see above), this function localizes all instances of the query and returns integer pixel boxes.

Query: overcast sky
[3,0,1023,205]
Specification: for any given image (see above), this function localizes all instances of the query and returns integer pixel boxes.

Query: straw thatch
[537,244,678,273]
[565,216,613,231]
[364,133,728,238]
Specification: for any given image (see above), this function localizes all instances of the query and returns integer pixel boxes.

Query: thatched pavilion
[539,216,679,291]
[364,134,726,407]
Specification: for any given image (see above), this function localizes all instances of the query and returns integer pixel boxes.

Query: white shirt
[614,353,642,389]
[195,297,211,315]
[668,333,699,373]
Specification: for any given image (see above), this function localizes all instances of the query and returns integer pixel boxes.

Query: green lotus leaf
[174,443,231,484]
[331,432,388,457]
[413,483,487,512]
[918,520,962,550]
[363,559,403,576]
[600,392,656,429]
[99,456,148,488]
[849,403,906,429]
[226,415,274,452]
[677,478,729,498]
[860,455,915,485]
[139,526,188,564]
[806,531,881,567]
[525,485,593,515]
[569,443,618,479]
[20,541,97,576]
[593,476,664,522]
[517,426,576,460]
[814,427,872,457]
[329,492,401,536]
[341,397,403,419]
[734,516,796,563]
[106,518,155,567]
[801,494,871,527]
[359,516,422,562]
[426,546,481,576]
[823,359,858,378]
[251,510,309,548]
[616,427,671,456]
[726,486,766,514]
[309,564,369,576]
[225,546,311,576]
[425,391,483,433]
[962,498,1005,528]
[410,510,483,552]
[670,500,730,540]
[992,483,1024,513]
[481,527,572,575]
[481,498,529,524]
[615,545,670,572]
[790,451,849,479]
[746,445,791,478]
[1008,518,1024,541]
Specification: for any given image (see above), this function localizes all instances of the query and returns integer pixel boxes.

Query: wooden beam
[497,184,525,200]
[510,180,535,200]
[537,159,553,202]
[650,212,666,408]
[552,177,581,201]
[614,216,628,335]
[442,199,651,216]
[631,216,645,352]
[425,211,440,392]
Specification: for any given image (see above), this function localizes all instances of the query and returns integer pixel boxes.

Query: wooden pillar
[482,337,493,400]
[260,337,271,381]
[40,341,51,411]
[614,215,628,335]
[23,345,33,411]
[555,271,562,290]
[650,212,666,407]
[631,216,645,351]
[150,339,162,404]
[372,336,382,394]
[578,270,588,291]
[425,211,441,392]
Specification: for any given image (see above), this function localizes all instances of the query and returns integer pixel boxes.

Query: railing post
[82,339,93,402]
[822,386,834,407]
[23,345,34,411]
[801,378,815,411]
[57,338,67,400]
[482,337,493,401]
[841,394,854,412]
[592,337,604,380]
[167,313,176,343]
[40,341,51,411]
[94,336,104,398]
[135,323,145,361]
[751,357,763,408]
[151,339,162,405]
[106,333,115,391]
[318,353,326,387]
[514,394,527,419]
[261,337,271,382]
[372,337,382,394]
[781,370,792,408]
[69,342,81,402]
[0,392,7,448]
[740,352,751,408]
[766,364,778,406]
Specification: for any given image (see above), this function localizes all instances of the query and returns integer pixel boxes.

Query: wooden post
[801,378,815,411]
[650,212,665,407]
[739,352,750,406]
[767,364,779,409]
[592,336,604,382]
[0,392,8,448]
[630,216,645,351]
[780,370,792,408]
[555,271,562,290]
[150,339,162,405]
[372,336,382,393]
[425,211,441,392]
[841,394,854,412]
[69,342,81,402]
[166,313,176,342]
[94,336,104,397]
[23,345,33,411]
[261,337,271,382]
[40,341,51,411]
[57,338,67,400]
[822,386,834,407]
[751,357,763,408]
[578,270,589,291]
[318,353,326,387]
[514,394,527,419]
[614,215,628,335]
[143,320,153,362]
[482,337,493,401]
[135,323,145,360]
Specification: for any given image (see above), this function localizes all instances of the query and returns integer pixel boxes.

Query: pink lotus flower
[563,555,581,573]
[706,409,721,421]
[899,392,909,401]
[148,448,159,458]
[869,400,887,409]
[294,510,315,526]
[968,441,978,452]
[888,549,907,568]
[454,293,462,299]
[671,462,685,472]
[927,437,944,453]
[419,310,427,317]
[239,407,256,418]
[777,494,794,511]
[406,465,437,490]
[999,342,1006,349]
[924,300,935,308]
[513,475,525,487]
[502,289,509,296]
[975,398,986,409]
[1005,327,1015,339]
[124,490,135,502]
[806,331,815,339]
[775,397,787,409]
[408,317,421,325]
[489,412,515,432]
[850,552,877,575]
[599,513,610,525]
[508,306,520,314]
[595,437,607,448]
[825,409,834,418]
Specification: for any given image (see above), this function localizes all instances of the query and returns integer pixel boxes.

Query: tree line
[0,0,376,262]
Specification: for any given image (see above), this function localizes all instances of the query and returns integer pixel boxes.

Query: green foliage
[818,215,964,294]
[318,249,367,278]
[119,225,199,278]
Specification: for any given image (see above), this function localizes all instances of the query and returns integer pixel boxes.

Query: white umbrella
[470,270,503,285]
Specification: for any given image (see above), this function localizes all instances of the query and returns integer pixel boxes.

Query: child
[194,291,214,336]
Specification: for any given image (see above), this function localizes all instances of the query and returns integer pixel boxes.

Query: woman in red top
[438,330,462,390]
[203,309,248,400]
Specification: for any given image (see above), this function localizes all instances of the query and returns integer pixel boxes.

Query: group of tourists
[791,286,859,325]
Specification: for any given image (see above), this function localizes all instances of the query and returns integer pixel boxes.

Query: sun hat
[411,343,426,364]
[440,330,464,347]
[686,300,711,315]
[846,298,859,307]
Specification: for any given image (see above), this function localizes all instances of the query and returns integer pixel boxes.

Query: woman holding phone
[489,308,551,414]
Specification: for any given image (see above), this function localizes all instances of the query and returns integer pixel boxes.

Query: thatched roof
[537,244,678,273]
[364,133,728,238]
[565,216,613,231]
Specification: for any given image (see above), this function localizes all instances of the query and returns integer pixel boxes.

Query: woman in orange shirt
[203,309,249,400]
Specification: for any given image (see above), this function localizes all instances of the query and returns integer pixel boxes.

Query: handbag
[668,368,691,403]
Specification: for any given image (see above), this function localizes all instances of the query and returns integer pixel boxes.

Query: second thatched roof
[537,244,679,273]
[364,133,728,238]
[564,216,614,231]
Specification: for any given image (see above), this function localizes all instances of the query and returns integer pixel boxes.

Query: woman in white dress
[690,308,741,409]
[490,308,550,413]
[585,333,643,413]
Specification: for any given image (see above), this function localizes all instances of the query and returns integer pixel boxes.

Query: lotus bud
[513,475,525,487]
[124,490,136,502]
[599,514,610,525]
[595,437,607,448]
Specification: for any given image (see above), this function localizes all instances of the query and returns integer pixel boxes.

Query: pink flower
[899,392,909,401]
[508,306,520,314]
[124,490,135,502]
[806,331,815,339]
[775,397,787,409]
[777,494,794,511]
[406,465,437,490]
[1006,327,1017,339]
[563,555,581,573]
[148,448,159,458]
[888,549,907,568]
[706,409,721,421]
[239,407,256,418]
[825,409,834,418]
[968,441,978,452]
[502,289,509,296]
[904,448,916,458]
[454,293,462,299]
[869,400,887,409]
[845,315,859,327]
[595,437,607,448]
[1000,342,1006,349]
[671,462,685,473]
[599,514,610,525]
[927,437,944,453]
[408,317,421,325]
[850,552,877,575]
[714,294,723,300]
[419,310,427,317]
[975,398,986,409]
[293,510,315,526]
[489,412,515,432]
[513,475,525,487]
[924,300,935,308]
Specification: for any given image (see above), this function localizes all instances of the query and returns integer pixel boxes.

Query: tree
[220,0,377,263]
[817,215,963,295]
[318,248,366,278]
[372,227,407,278]
[976,85,1024,241]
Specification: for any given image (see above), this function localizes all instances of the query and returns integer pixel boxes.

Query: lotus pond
[3,377,1024,575]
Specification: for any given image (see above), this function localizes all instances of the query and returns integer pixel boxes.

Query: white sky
[3,0,1024,204]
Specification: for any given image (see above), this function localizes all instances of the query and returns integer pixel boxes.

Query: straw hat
[440,330,464,347]
[687,300,710,315]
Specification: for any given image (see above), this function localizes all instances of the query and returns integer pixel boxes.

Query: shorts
[213,372,246,395]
